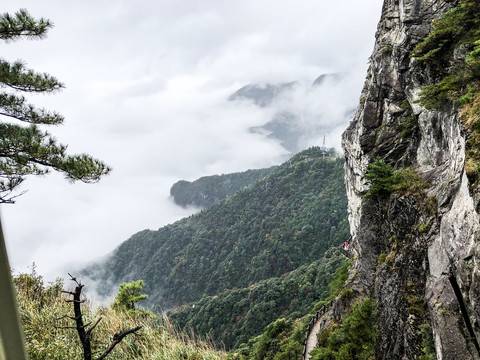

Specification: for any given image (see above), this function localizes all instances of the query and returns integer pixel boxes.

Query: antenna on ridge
[321,134,327,157]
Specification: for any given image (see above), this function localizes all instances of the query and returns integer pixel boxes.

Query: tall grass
[13,270,226,359]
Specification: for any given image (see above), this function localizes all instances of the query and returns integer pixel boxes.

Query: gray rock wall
[341,0,480,358]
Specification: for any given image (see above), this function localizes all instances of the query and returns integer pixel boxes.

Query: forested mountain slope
[85,147,349,310]
[170,166,277,209]
[169,251,346,350]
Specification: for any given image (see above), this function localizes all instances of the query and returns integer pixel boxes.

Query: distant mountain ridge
[229,74,355,152]
[83,147,349,310]
[228,81,297,107]
[170,166,278,209]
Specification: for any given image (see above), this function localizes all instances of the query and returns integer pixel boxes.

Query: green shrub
[327,261,352,300]
[364,158,427,198]
[377,253,387,266]
[309,298,378,360]
[111,280,154,319]
[364,158,395,198]
[419,323,436,360]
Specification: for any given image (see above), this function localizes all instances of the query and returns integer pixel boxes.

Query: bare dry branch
[95,326,143,360]
[86,317,102,337]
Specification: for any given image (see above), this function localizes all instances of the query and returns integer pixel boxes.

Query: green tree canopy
[112,280,148,312]
[364,158,395,197]
[0,9,110,203]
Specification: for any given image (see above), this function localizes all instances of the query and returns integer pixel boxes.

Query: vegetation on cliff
[86,147,349,310]
[364,158,428,198]
[412,0,480,182]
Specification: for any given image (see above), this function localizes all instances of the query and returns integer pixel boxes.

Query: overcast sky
[1,1,383,280]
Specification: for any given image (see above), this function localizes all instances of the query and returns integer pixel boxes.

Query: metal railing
[302,300,334,360]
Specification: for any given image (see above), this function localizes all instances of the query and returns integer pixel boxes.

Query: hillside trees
[309,298,378,360]
[169,251,347,349]
[170,166,277,208]
[86,148,349,309]
[233,260,353,359]
[0,9,110,204]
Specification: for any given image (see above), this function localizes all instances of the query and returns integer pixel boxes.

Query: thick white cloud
[1,0,383,280]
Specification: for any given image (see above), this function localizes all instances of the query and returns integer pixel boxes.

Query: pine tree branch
[0,9,52,41]
[0,92,64,125]
[0,123,111,202]
[0,9,110,203]
[0,60,64,93]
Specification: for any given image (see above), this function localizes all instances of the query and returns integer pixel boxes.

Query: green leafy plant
[419,324,436,360]
[377,253,387,266]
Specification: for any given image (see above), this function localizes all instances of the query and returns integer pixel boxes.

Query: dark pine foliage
[0,9,110,203]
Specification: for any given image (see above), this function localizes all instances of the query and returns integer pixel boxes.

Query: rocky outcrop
[338,0,480,359]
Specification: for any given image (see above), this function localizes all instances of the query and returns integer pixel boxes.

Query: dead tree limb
[59,274,143,360]
[87,317,102,337]
[67,274,94,360]
[95,326,143,360]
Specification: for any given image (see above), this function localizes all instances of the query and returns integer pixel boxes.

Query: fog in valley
[1,0,383,280]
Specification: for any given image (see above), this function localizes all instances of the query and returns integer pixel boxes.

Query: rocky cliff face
[341,0,480,359]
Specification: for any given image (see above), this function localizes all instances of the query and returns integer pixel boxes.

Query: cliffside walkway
[302,300,333,360]
[302,247,352,359]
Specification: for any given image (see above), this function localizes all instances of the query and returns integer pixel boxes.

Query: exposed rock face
[341,0,480,359]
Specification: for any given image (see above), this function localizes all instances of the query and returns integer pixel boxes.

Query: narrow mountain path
[302,301,333,360]
[303,248,353,359]
[304,316,323,359]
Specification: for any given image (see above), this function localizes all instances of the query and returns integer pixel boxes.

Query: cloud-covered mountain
[229,74,358,153]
